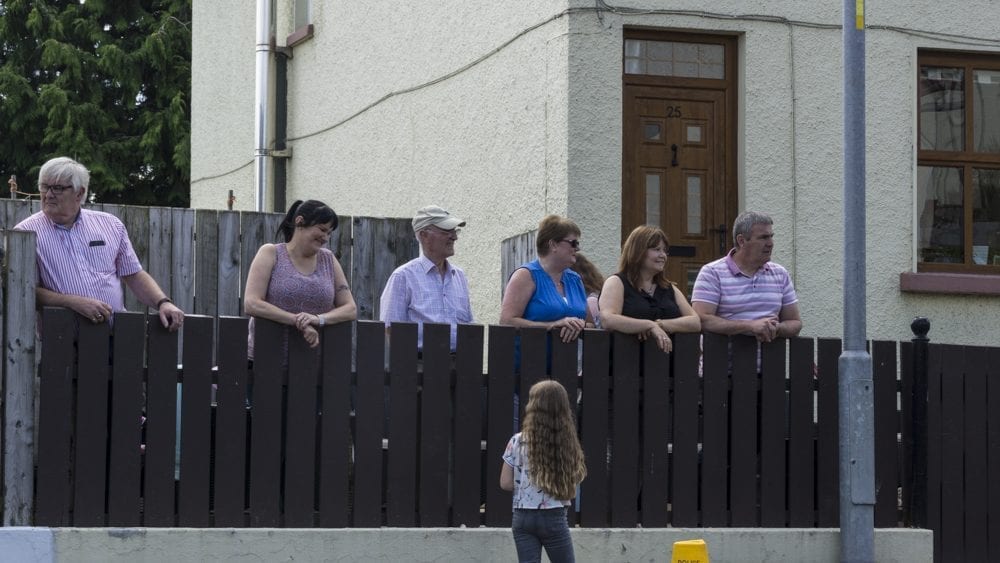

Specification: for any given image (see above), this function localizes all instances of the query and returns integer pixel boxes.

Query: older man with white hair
[15,156,184,330]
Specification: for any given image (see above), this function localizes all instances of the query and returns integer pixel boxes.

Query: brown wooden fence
[18,307,947,534]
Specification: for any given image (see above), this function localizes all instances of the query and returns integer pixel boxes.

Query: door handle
[670,144,679,167]
[711,224,727,255]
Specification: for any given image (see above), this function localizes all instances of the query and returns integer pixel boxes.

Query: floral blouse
[503,432,571,509]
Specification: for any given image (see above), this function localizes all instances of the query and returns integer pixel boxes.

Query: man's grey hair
[38,157,90,197]
[733,211,773,247]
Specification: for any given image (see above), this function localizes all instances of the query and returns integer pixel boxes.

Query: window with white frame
[917,50,1000,272]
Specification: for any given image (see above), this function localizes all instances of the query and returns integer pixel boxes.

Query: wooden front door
[622,32,737,297]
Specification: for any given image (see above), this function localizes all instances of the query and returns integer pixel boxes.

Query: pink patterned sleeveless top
[248,243,337,358]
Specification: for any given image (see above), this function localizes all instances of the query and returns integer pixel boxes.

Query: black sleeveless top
[616,273,682,321]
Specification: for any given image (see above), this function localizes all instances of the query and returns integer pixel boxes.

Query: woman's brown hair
[535,215,581,257]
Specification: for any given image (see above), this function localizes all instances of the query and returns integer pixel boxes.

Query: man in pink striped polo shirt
[691,211,801,341]
[15,157,184,330]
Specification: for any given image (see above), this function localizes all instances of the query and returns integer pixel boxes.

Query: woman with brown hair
[599,225,700,352]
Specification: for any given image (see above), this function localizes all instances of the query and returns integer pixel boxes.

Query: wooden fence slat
[107,313,146,526]
[3,230,38,525]
[641,340,670,527]
[171,208,196,314]
[284,324,320,527]
[319,321,353,528]
[610,334,640,527]
[962,346,988,560]
[73,321,112,525]
[148,207,173,309]
[386,322,418,527]
[452,324,485,527]
[550,337,578,408]
[2,198,41,230]
[34,308,75,526]
[787,337,815,527]
[328,214,353,284]
[988,346,1000,562]
[926,343,943,562]
[485,325,516,527]
[940,345,965,563]
[373,218,420,322]
[700,332,728,526]
[899,341,914,525]
[816,338,841,526]
[194,209,220,317]
[217,211,242,317]
[213,316,249,527]
[144,315,180,526]
[351,217,377,320]
[354,320,386,526]
[500,230,536,299]
[873,340,899,528]
[248,319,285,527]
[579,329,610,528]
[178,315,215,527]
[519,328,548,424]
[119,205,151,313]
[674,332,706,527]
[730,335,759,526]
[419,324,452,526]
[760,338,788,527]
[240,212,285,315]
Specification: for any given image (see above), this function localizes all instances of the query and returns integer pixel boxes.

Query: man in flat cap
[379,205,473,350]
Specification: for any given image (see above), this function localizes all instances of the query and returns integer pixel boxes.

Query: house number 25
[666,106,683,118]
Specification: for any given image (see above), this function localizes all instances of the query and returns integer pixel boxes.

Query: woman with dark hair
[244,200,356,356]
[569,253,604,329]
[500,215,589,342]
[599,225,700,353]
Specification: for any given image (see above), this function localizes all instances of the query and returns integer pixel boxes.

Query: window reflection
[919,66,964,151]
[974,70,1000,153]
[917,166,964,263]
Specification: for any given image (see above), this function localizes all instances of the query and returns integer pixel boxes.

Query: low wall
[0,527,931,562]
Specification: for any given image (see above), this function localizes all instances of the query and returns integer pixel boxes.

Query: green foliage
[0,0,191,206]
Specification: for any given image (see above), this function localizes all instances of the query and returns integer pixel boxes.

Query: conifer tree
[0,0,191,206]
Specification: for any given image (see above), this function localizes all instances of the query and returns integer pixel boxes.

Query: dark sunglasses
[557,238,581,249]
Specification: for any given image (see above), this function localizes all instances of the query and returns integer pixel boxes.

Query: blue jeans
[512,507,575,563]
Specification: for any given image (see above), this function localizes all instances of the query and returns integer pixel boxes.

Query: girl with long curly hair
[501,380,587,562]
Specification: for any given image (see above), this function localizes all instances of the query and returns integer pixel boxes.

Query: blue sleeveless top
[521,259,587,322]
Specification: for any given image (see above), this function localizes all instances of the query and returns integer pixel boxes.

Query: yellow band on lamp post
[856,0,865,29]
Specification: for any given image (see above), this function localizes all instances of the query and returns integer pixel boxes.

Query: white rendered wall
[191,0,1000,344]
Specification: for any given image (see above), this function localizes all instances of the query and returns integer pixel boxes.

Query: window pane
[644,122,662,141]
[919,66,964,151]
[686,176,702,235]
[973,70,1000,153]
[623,39,724,79]
[973,168,1000,265]
[917,166,964,263]
[645,173,661,226]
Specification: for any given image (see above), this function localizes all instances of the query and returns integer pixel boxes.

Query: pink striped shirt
[15,209,143,311]
[691,249,797,321]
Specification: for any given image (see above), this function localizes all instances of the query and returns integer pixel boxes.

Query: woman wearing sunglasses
[501,215,589,343]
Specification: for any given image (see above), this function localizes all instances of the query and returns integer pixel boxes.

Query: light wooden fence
[0,200,418,320]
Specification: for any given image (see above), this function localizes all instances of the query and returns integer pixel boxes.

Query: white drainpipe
[254,0,273,212]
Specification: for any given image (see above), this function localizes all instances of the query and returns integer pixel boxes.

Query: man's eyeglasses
[558,238,581,249]
[39,184,74,195]
[428,226,460,237]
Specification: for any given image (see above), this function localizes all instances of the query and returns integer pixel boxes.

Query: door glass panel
[686,175,702,235]
[644,122,662,141]
[917,166,964,263]
[973,70,1000,153]
[973,168,1000,265]
[623,40,725,79]
[919,66,964,151]
[645,173,661,226]
[686,124,703,144]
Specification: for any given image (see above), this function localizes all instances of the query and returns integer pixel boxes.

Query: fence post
[909,316,930,528]
[3,230,37,525]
